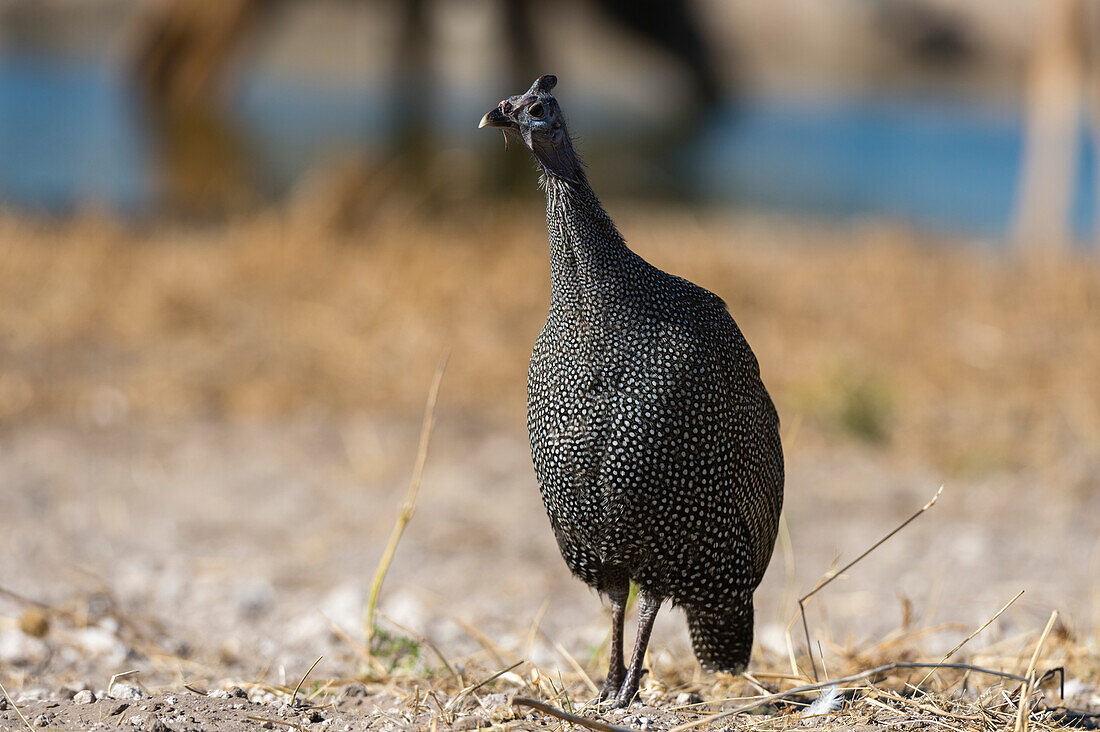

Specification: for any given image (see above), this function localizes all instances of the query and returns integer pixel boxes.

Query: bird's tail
[686,593,754,673]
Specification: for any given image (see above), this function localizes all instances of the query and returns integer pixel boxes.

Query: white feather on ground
[801,685,843,718]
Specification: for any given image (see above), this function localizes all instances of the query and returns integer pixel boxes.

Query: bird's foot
[594,666,626,708]
[593,688,619,709]
[609,680,639,709]
[600,668,646,709]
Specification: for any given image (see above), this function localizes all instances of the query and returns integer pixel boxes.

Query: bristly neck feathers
[542,168,632,309]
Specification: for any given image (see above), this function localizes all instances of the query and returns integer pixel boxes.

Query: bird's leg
[597,580,629,703]
[613,590,661,708]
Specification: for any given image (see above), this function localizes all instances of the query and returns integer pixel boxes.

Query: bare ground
[1,210,1099,729]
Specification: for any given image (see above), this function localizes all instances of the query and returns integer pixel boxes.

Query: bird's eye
[528,102,545,119]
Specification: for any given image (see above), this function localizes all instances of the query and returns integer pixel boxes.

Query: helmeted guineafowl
[479,75,784,708]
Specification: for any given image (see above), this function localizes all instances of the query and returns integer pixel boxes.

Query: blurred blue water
[235,74,388,197]
[690,95,1097,239]
[0,53,150,213]
[2,51,1097,239]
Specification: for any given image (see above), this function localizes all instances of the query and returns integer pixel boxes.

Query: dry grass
[1,207,1099,482]
[236,594,1100,731]
[3,573,1097,730]
[324,468,1097,731]
[1,206,1099,728]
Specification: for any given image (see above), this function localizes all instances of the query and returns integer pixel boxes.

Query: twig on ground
[468,660,525,696]
[445,660,525,713]
[870,687,981,722]
[668,661,1033,732]
[512,697,639,732]
[107,670,140,699]
[426,689,451,725]
[798,484,943,680]
[917,589,1024,688]
[364,351,449,658]
[291,656,324,707]
[740,672,773,698]
[1015,610,1059,732]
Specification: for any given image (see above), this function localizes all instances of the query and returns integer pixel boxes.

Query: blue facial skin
[480,75,584,184]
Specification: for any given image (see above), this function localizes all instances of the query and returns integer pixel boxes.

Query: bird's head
[479,74,582,184]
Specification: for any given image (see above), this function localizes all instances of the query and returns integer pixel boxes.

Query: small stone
[261,722,274,730]
[452,716,487,731]
[306,709,325,723]
[228,686,248,699]
[0,696,9,710]
[208,689,231,699]
[109,684,147,701]
[675,692,704,706]
[163,696,178,706]
[33,714,52,727]
[74,690,97,704]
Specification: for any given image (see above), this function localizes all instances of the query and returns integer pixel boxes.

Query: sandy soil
[1,416,1098,730]
[2,211,1099,729]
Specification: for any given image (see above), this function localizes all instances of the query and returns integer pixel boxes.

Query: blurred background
[1,0,1098,695]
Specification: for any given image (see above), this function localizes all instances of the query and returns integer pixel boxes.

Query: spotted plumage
[480,75,784,707]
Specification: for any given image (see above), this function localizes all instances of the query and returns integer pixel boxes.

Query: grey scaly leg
[598,580,629,702]
[614,591,661,708]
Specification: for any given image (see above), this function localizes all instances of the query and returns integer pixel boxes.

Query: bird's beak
[478,106,510,129]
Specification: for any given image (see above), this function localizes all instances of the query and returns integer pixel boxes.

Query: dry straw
[363,351,449,660]
[1015,610,1060,732]
[798,484,943,680]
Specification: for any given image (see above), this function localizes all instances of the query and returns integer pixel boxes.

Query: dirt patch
[1,210,1099,729]
[0,684,519,732]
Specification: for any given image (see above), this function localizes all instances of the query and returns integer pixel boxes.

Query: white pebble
[108,684,147,701]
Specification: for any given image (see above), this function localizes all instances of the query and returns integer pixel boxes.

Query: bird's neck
[543,175,630,308]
